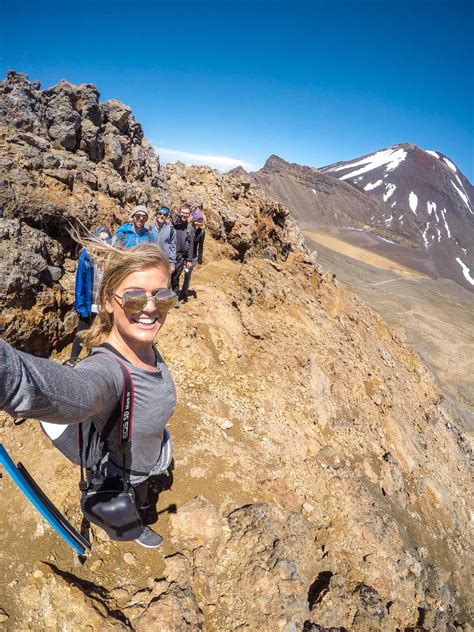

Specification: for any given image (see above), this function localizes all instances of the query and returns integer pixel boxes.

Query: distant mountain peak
[262,154,290,171]
[227,165,248,176]
[321,143,474,290]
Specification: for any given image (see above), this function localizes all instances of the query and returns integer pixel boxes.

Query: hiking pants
[171,257,192,299]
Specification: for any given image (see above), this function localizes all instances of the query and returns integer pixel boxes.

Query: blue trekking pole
[0,444,90,555]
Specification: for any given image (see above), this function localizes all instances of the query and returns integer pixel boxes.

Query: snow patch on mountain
[427,201,436,216]
[451,180,473,213]
[443,157,457,172]
[456,258,474,285]
[327,147,407,181]
[425,149,440,159]
[364,179,383,191]
[379,236,397,244]
[409,192,418,214]
[422,223,431,248]
[383,183,396,201]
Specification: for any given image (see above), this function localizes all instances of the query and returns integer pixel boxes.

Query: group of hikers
[70,203,205,363]
[0,202,206,550]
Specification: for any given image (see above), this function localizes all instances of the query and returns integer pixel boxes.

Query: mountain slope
[321,143,474,290]
[231,155,415,246]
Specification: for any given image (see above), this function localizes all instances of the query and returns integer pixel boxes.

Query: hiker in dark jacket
[181,209,206,301]
[171,205,195,306]
[148,207,176,271]
[114,205,151,248]
[69,228,111,363]
[191,210,205,265]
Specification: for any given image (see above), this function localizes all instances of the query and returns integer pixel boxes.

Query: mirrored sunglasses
[114,288,177,312]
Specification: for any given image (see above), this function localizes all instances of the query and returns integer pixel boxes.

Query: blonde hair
[73,234,171,350]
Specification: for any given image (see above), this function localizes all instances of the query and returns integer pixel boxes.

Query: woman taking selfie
[0,240,177,548]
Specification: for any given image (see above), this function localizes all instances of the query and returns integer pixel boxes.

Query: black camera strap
[79,350,134,491]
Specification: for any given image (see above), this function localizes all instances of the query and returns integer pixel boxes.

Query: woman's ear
[104,294,114,314]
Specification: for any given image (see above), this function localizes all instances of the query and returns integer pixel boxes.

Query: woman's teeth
[133,317,156,325]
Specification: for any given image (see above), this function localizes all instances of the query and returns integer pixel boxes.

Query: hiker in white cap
[114,205,151,248]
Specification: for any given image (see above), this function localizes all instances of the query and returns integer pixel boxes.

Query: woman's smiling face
[105,266,170,348]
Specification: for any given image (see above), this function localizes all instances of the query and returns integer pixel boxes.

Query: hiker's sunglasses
[113,288,177,312]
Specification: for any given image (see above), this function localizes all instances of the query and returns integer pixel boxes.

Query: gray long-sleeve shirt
[0,340,176,483]
[148,223,177,267]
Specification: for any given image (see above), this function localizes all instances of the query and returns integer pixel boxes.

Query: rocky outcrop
[0,71,472,630]
[163,161,304,262]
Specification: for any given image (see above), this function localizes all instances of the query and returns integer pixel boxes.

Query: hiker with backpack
[148,207,176,272]
[68,227,112,365]
[171,204,195,307]
[0,240,177,548]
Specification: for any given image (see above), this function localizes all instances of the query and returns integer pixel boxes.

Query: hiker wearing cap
[69,227,112,364]
[180,209,206,302]
[114,205,151,248]
[148,207,177,271]
[171,205,195,306]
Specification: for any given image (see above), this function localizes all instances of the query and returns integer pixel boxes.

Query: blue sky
[1,0,473,179]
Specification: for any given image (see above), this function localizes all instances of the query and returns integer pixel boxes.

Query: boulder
[102,99,131,133]
[0,71,42,131]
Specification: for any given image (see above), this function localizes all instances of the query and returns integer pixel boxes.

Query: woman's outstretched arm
[0,340,122,424]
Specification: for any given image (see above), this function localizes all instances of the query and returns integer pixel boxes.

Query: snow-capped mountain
[321,144,474,290]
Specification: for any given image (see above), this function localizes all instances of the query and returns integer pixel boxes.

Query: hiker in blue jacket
[114,205,151,248]
[149,207,176,271]
[69,228,111,363]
